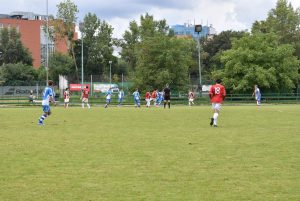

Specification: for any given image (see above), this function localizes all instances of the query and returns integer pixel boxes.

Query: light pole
[46,0,49,86]
[109,61,112,88]
[0,51,2,65]
[79,22,84,89]
[195,24,202,92]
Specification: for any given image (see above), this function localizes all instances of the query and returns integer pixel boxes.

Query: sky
[0,0,300,38]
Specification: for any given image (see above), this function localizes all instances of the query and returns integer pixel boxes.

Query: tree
[213,33,300,93]
[74,13,115,78]
[0,27,33,65]
[0,63,38,86]
[252,0,300,58]
[51,0,79,82]
[134,35,194,92]
[48,53,74,83]
[120,20,140,71]
[201,31,245,74]
[120,13,170,72]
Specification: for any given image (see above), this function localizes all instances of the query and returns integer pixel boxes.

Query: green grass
[0,105,299,201]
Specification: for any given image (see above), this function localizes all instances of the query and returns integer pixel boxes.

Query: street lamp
[79,22,84,89]
[0,51,2,65]
[195,24,202,89]
[109,60,112,88]
[46,0,49,86]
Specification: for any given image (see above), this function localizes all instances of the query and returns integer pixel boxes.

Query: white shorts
[212,103,222,111]
[82,98,88,103]
[189,98,194,102]
[64,98,69,103]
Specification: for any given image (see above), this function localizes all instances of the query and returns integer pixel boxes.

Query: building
[171,23,216,40]
[0,11,76,68]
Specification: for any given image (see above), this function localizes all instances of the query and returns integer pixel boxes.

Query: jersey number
[215,87,221,94]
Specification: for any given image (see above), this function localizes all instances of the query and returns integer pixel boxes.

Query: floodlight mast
[195,25,202,88]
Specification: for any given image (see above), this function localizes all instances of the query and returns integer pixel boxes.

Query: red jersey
[151,91,157,99]
[145,92,151,99]
[82,88,89,98]
[209,84,226,103]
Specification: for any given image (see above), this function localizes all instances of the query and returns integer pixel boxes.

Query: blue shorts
[42,105,50,113]
[134,98,140,105]
[106,99,111,103]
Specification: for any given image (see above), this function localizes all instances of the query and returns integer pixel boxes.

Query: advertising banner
[70,84,90,91]
[0,86,45,96]
[93,84,119,93]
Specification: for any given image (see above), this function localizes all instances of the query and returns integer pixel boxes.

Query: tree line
[0,0,299,94]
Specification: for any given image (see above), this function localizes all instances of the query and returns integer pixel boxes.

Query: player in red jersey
[81,85,91,109]
[145,90,151,107]
[209,79,226,127]
[150,89,158,107]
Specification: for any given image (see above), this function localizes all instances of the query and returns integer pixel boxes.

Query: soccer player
[118,89,125,106]
[209,79,226,127]
[163,84,171,109]
[104,88,112,108]
[188,89,195,106]
[145,90,151,108]
[132,88,141,108]
[151,89,158,107]
[64,88,70,108]
[81,85,91,109]
[252,85,261,106]
[156,91,163,107]
[28,90,35,103]
[38,80,56,125]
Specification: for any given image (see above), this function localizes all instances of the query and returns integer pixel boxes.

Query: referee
[163,84,171,109]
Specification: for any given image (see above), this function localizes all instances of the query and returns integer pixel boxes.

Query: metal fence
[0,87,299,106]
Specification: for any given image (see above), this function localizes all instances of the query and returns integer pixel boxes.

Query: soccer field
[0,105,299,201]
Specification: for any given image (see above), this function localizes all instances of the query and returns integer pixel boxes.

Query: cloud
[1,0,300,38]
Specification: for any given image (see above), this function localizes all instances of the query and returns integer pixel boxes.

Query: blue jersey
[255,88,261,99]
[118,91,124,98]
[42,86,53,106]
[106,90,112,100]
[133,91,140,100]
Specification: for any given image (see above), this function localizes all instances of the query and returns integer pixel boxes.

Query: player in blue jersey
[132,89,141,108]
[156,91,163,107]
[118,89,124,106]
[252,85,261,106]
[38,80,56,125]
[104,88,112,108]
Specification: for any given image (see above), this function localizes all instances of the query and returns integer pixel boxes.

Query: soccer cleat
[210,118,214,126]
[213,125,218,127]
[38,122,44,126]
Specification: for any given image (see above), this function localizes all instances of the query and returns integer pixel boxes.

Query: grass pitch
[0,105,299,201]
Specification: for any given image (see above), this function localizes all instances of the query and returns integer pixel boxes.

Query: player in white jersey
[132,89,141,108]
[252,85,261,106]
[64,88,70,108]
[38,80,56,125]
[188,90,195,106]
[118,89,124,106]
[104,88,112,108]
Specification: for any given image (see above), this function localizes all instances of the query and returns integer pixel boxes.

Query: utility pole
[195,24,202,91]
[46,0,49,86]
[109,61,112,88]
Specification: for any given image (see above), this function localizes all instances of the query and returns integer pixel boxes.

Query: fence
[0,89,299,106]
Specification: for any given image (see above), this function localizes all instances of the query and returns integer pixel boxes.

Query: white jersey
[106,90,112,100]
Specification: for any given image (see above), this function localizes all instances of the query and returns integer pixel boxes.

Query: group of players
[38,79,261,128]
[63,85,172,109]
